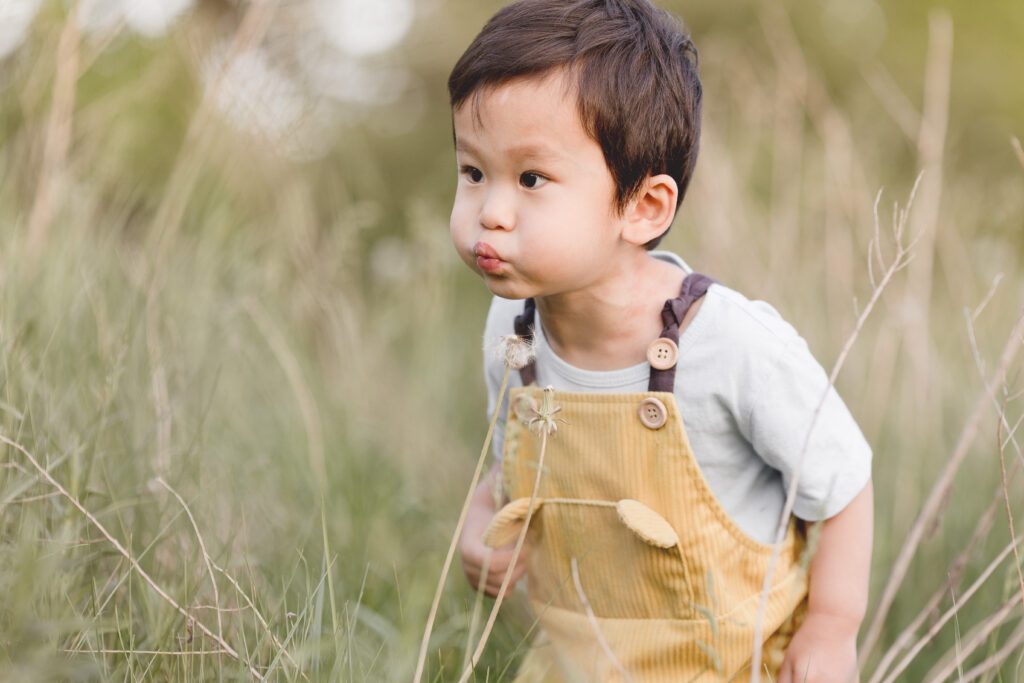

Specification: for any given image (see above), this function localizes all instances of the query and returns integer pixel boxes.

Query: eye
[520,172,548,189]
[460,165,483,183]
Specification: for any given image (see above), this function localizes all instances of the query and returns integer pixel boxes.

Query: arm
[779,479,874,683]
[459,462,529,597]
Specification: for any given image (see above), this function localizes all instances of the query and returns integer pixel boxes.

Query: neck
[534,251,685,371]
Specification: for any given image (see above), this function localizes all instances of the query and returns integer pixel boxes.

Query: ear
[620,174,678,247]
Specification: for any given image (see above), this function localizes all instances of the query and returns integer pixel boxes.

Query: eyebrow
[455,139,564,162]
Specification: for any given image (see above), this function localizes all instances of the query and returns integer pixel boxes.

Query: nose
[479,186,515,232]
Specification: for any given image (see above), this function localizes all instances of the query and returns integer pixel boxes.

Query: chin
[482,275,532,300]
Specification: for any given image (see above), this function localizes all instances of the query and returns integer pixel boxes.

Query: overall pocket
[488,497,700,621]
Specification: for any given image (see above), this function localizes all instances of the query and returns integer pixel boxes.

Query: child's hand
[459,526,530,598]
[777,612,860,683]
[459,467,530,597]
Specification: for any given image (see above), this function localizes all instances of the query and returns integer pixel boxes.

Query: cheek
[449,196,472,237]
[449,202,478,265]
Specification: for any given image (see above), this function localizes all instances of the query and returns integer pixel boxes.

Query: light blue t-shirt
[482,249,872,545]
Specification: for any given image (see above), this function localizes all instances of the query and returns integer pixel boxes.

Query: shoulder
[699,282,805,365]
[704,283,800,342]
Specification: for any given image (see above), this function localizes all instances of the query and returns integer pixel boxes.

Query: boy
[449,1,873,681]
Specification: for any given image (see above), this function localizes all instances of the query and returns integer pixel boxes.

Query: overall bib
[484,273,810,682]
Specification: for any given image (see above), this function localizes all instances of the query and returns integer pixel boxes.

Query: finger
[459,545,486,570]
[776,660,792,683]
[483,556,513,580]
[486,563,522,594]
[486,567,515,594]
[490,544,529,564]
[486,563,529,598]
[464,559,496,592]
[486,547,529,578]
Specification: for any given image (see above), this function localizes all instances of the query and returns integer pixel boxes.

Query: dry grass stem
[208,559,299,674]
[867,456,1022,683]
[971,274,1005,324]
[750,181,922,681]
[864,311,1024,663]
[877,533,1022,683]
[861,311,1024,661]
[26,3,81,259]
[1012,136,1024,170]
[902,10,952,414]
[462,548,494,674]
[154,478,226,652]
[140,4,279,475]
[147,0,277,264]
[413,363,513,683]
[996,405,1024,615]
[458,387,557,683]
[965,289,1024,467]
[147,308,173,474]
[66,649,234,656]
[958,618,1024,682]
[0,432,262,679]
[923,592,1023,681]
[570,557,633,682]
[870,300,1024,681]
[5,491,62,504]
[243,299,325,484]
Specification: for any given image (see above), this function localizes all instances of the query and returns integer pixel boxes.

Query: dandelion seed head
[486,334,536,370]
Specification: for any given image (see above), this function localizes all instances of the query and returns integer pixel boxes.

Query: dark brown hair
[448,0,702,249]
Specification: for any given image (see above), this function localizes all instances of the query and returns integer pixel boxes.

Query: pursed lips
[473,241,507,273]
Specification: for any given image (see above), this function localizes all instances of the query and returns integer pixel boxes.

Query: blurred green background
[0,0,1022,680]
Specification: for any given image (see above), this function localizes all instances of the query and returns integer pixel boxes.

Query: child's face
[450,68,627,300]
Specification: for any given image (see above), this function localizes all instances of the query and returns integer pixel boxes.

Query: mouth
[473,241,507,274]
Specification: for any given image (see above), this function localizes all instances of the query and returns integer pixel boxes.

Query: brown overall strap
[649,272,715,392]
[513,272,715,388]
[513,297,539,386]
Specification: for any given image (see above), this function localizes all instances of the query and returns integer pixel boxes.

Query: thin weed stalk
[0,432,262,679]
[877,533,1023,683]
[867,458,1022,683]
[462,548,493,674]
[750,182,921,682]
[958,619,1024,682]
[868,302,1024,683]
[25,1,81,260]
[458,386,557,683]
[414,363,513,683]
[570,557,633,682]
[859,311,1024,662]
[155,478,226,650]
[996,398,1024,614]
[923,593,1023,681]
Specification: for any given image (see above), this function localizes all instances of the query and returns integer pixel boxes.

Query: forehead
[453,70,593,161]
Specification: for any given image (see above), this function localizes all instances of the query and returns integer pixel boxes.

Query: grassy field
[0,1,1022,680]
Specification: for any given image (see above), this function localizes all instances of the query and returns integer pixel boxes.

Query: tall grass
[0,1,1022,681]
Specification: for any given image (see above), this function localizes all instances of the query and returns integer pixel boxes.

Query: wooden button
[646,337,678,370]
[638,397,668,429]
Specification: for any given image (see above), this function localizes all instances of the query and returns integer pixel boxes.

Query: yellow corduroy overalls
[484,272,810,682]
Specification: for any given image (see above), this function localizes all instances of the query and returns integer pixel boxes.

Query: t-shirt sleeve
[741,335,873,521]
